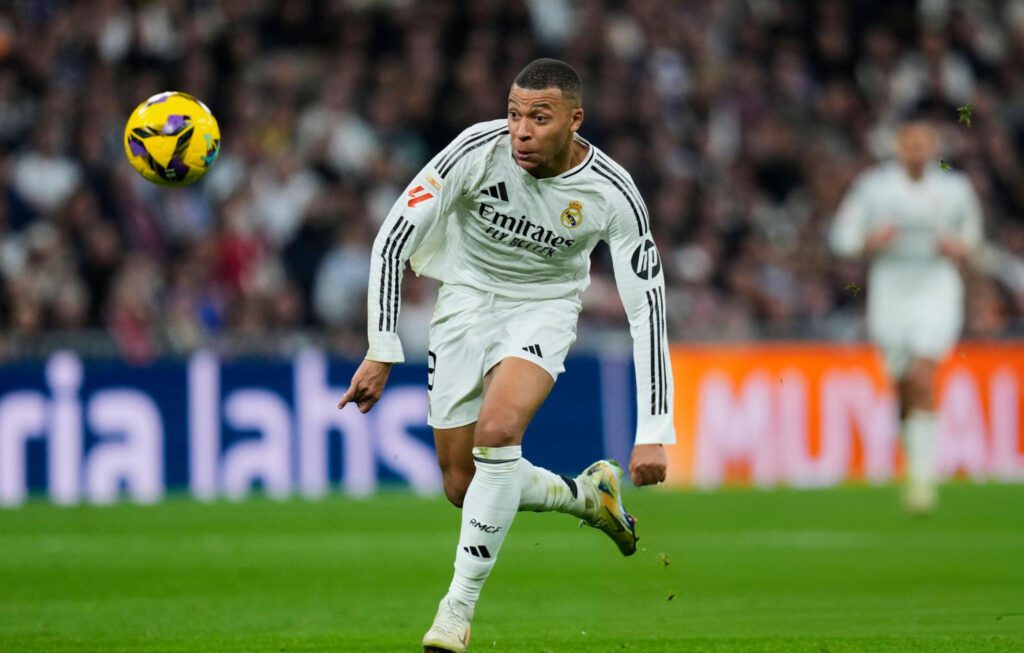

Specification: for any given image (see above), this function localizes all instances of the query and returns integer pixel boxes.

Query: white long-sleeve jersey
[830,161,983,332]
[365,119,675,445]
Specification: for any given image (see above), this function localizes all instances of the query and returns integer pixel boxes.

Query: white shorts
[869,312,962,379]
[426,283,581,429]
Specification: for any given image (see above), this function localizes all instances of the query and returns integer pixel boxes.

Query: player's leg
[431,360,628,531]
[432,368,585,514]
[424,357,553,652]
[430,308,595,518]
[901,356,939,513]
[445,357,552,601]
[499,302,637,551]
[426,284,488,509]
[873,329,935,513]
[435,433,586,515]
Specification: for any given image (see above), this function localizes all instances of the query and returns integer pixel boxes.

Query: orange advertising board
[665,342,1024,487]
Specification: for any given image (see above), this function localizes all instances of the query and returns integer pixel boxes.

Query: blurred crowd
[3,0,1024,361]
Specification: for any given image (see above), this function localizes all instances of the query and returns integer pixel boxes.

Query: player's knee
[907,361,937,409]
[473,417,521,448]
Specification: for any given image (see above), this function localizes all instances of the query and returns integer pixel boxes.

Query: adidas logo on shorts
[522,344,543,358]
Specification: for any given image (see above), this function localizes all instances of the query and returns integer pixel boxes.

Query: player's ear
[571,106,584,133]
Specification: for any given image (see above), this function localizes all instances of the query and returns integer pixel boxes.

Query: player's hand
[938,235,970,266]
[629,444,667,487]
[864,225,897,257]
[338,359,393,413]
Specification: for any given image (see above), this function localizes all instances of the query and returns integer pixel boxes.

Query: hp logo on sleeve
[631,239,662,280]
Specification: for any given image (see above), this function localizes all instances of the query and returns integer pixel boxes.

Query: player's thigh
[474,357,555,447]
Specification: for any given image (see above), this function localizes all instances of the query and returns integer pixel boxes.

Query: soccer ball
[123,91,221,187]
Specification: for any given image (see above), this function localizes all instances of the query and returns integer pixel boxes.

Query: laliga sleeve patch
[407,185,434,208]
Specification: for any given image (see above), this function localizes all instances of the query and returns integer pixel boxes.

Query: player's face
[896,123,938,173]
[507,85,584,178]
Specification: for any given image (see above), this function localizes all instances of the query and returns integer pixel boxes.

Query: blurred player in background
[338,58,674,652]
[831,119,983,514]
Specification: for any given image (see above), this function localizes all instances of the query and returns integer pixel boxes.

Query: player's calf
[442,473,472,508]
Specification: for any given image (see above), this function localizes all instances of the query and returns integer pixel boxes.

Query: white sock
[517,457,590,518]
[446,445,522,608]
[904,410,938,487]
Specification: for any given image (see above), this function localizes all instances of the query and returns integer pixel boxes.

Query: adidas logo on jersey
[481,181,508,201]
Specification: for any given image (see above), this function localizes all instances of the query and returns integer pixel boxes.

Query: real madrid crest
[561,200,583,228]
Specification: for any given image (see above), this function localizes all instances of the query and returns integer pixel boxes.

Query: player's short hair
[898,103,942,127]
[513,58,582,106]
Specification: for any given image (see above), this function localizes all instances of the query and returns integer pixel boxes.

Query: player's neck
[530,140,587,179]
[904,163,926,181]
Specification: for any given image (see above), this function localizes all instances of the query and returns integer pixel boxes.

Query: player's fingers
[357,392,382,413]
[337,388,354,409]
[338,379,368,409]
[633,465,664,487]
[648,463,666,483]
[632,467,651,486]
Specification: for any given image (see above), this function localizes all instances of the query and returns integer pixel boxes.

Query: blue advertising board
[0,350,635,506]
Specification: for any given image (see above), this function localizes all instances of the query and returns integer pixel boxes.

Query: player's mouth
[515,150,536,161]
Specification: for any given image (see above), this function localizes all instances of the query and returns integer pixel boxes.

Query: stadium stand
[1,0,1023,362]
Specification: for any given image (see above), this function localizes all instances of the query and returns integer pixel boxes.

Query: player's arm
[603,175,676,486]
[830,173,892,258]
[338,174,444,413]
[341,122,502,413]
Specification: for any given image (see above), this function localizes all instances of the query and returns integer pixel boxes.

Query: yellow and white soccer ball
[123,91,220,187]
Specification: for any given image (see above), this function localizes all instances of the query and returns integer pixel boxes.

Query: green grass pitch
[1,484,1023,652]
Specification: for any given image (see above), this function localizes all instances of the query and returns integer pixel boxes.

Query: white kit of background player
[831,121,983,513]
[338,58,674,653]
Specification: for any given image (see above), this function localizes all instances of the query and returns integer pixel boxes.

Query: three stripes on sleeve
[593,153,667,418]
[645,286,668,416]
[375,125,508,335]
[377,216,415,332]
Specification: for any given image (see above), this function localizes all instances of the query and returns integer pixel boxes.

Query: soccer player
[337,58,675,652]
[830,118,982,514]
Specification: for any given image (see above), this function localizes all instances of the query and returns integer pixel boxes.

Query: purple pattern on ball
[162,115,185,135]
[129,140,147,156]
[168,158,189,179]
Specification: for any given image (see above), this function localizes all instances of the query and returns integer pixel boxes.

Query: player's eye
[535,115,548,123]
[508,110,519,119]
